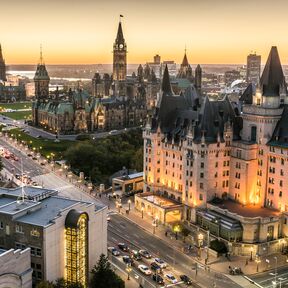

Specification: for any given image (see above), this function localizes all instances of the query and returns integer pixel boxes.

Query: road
[249,266,288,288]
[108,214,241,288]
[0,114,140,141]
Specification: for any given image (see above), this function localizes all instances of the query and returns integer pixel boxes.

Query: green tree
[131,147,143,172]
[90,254,125,288]
[181,227,190,243]
[36,281,54,288]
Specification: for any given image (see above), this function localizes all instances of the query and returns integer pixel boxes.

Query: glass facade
[65,213,88,287]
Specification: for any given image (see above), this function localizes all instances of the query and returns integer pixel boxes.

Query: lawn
[6,128,74,160]
[1,111,32,120]
[0,102,32,110]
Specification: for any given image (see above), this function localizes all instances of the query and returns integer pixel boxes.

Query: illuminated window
[65,211,89,287]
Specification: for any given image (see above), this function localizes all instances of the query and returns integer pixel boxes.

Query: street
[0,133,261,288]
[249,266,288,288]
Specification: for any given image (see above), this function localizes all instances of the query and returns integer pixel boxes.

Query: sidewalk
[117,201,288,277]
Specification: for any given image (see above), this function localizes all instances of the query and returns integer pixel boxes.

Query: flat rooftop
[210,199,280,218]
[139,193,181,208]
[17,196,91,227]
[0,187,106,227]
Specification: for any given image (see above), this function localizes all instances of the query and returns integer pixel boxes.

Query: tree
[181,227,190,243]
[36,281,54,288]
[90,254,125,288]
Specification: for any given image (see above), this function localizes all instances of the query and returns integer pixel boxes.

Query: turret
[0,44,7,82]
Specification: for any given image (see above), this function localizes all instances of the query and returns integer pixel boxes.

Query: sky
[1,0,288,65]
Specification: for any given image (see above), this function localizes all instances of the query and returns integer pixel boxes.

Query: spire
[0,44,3,61]
[161,65,173,96]
[39,44,43,65]
[115,19,125,45]
[260,46,285,96]
[181,48,189,66]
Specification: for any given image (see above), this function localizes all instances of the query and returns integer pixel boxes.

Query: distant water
[7,70,91,82]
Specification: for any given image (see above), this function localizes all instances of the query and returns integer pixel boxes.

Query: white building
[0,187,107,287]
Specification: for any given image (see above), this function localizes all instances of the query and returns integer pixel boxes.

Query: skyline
[1,0,288,64]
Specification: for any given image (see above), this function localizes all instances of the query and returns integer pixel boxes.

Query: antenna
[40,44,43,65]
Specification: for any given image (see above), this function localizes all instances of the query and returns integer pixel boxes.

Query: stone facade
[143,47,288,251]
[0,248,32,288]
[0,187,107,287]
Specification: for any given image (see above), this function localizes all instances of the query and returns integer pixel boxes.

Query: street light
[255,257,261,272]
[250,247,253,261]
[128,199,131,211]
[126,264,132,280]
[198,233,204,259]
[274,256,278,287]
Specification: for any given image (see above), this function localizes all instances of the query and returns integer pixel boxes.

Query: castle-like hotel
[137,46,288,256]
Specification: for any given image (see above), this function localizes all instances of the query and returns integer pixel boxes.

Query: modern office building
[0,186,107,287]
[246,52,261,84]
[141,46,288,256]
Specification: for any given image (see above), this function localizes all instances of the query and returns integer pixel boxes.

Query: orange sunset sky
[1,0,288,65]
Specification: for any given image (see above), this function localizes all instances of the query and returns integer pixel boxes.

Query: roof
[269,105,288,147]
[240,83,255,104]
[161,65,173,96]
[65,209,89,228]
[260,46,286,97]
[115,21,125,45]
[34,64,50,81]
[210,199,280,218]
[0,187,103,228]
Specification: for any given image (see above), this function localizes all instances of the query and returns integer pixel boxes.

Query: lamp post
[128,199,131,211]
[126,264,132,280]
[198,233,204,259]
[141,207,144,219]
[255,257,261,272]
[274,256,278,287]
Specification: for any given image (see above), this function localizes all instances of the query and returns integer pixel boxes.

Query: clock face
[119,44,123,49]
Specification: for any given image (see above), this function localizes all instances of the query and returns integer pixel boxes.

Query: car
[139,249,151,259]
[150,262,162,273]
[32,157,37,160]
[180,275,192,285]
[108,130,118,135]
[154,258,167,269]
[122,255,133,265]
[15,174,21,180]
[27,153,32,157]
[152,274,164,284]
[166,273,178,284]
[107,215,111,222]
[138,264,151,275]
[118,243,129,252]
[130,250,142,261]
[107,247,120,256]
[40,162,46,166]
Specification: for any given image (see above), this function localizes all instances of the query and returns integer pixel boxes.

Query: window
[0,221,3,229]
[280,180,283,187]
[200,172,204,178]
[199,194,203,201]
[281,158,285,165]
[16,225,24,234]
[279,191,282,197]
[201,162,204,168]
[15,243,26,250]
[215,162,218,168]
[200,183,203,189]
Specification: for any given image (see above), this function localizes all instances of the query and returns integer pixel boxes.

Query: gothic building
[177,50,193,80]
[139,47,288,256]
[32,19,147,134]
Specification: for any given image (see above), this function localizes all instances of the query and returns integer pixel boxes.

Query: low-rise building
[0,186,107,287]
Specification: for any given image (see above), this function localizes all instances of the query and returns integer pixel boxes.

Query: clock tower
[113,19,127,82]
